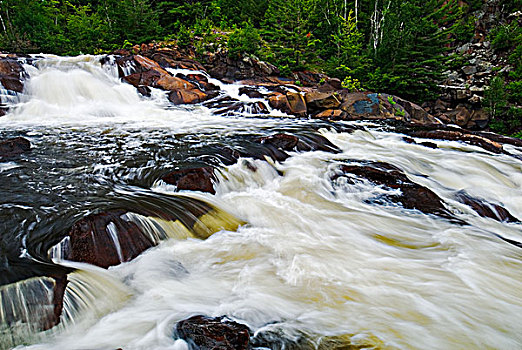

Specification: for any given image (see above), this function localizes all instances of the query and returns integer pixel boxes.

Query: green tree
[262,0,320,73]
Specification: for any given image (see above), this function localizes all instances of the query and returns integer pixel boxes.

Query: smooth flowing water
[1,56,521,350]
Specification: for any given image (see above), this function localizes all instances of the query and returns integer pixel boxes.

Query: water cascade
[0,55,521,350]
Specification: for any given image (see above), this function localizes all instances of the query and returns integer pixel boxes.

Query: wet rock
[333,161,457,221]
[0,272,69,340]
[175,315,250,350]
[0,137,31,159]
[213,101,269,116]
[0,57,26,93]
[259,133,299,151]
[296,133,342,154]
[162,167,217,194]
[403,137,438,149]
[176,73,220,92]
[238,86,264,99]
[456,191,519,223]
[168,88,210,105]
[137,85,151,97]
[406,129,503,154]
[268,93,291,114]
[67,209,154,268]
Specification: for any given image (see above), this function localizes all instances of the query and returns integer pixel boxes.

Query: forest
[0,0,521,133]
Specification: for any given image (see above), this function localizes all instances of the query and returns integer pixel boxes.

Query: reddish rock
[67,209,154,268]
[313,109,345,119]
[175,315,250,350]
[0,137,31,158]
[0,57,26,93]
[268,93,291,114]
[162,167,217,194]
[168,88,210,105]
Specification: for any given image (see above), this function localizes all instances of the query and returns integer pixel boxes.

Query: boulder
[332,161,459,221]
[268,93,291,114]
[0,58,26,93]
[340,92,381,118]
[0,137,31,159]
[406,129,503,154]
[286,92,307,116]
[238,86,264,99]
[175,315,250,350]
[305,91,341,110]
[258,133,299,151]
[162,167,217,194]
[168,88,210,105]
[67,209,154,268]
[456,191,519,223]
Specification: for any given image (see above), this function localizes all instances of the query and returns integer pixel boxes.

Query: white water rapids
[1,56,521,350]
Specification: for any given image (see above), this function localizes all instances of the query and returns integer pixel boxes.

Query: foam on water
[1,55,521,350]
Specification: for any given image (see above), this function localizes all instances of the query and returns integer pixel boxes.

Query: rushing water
[1,55,521,350]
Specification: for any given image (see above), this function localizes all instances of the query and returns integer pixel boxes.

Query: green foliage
[228,24,261,58]
[261,0,320,72]
[484,76,507,117]
[491,22,520,51]
[484,76,522,134]
[341,75,361,92]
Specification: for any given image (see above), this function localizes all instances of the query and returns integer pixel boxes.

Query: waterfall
[0,55,521,350]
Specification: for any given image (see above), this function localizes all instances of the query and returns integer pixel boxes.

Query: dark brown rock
[333,161,458,221]
[0,57,27,93]
[259,133,299,151]
[296,133,342,153]
[402,137,438,149]
[0,137,31,158]
[162,167,217,194]
[407,129,503,154]
[238,86,264,99]
[456,191,519,223]
[175,315,250,350]
[68,209,154,268]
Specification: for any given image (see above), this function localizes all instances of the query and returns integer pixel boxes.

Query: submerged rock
[456,191,519,223]
[175,315,250,350]
[0,137,31,159]
[333,161,458,221]
[405,129,504,154]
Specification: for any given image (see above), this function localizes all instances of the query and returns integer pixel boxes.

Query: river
[1,55,521,350]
